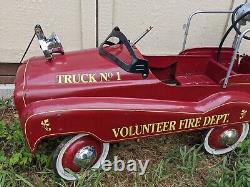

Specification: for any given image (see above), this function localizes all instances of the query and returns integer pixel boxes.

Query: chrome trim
[219,129,239,147]
[73,146,97,168]
[35,25,64,60]
[223,28,250,88]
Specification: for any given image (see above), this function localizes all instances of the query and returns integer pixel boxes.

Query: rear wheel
[53,134,109,181]
[204,123,249,155]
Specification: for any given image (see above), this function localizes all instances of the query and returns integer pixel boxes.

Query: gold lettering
[180,117,202,129]
[215,114,224,124]
[112,114,230,139]
[100,73,108,82]
[169,121,176,131]
[179,119,187,129]
[222,114,230,123]
[80,74,88,83]
[203,114,230,126]
[188,118,196,128]
[72,74,80,83]
[112,128,120,138]
[89,74,97,82]
[120,127,129,137]
[135,125,142,135]
[156,123,163,133]
[57,75,64,84]
[57,71,122,84]
[64,75,72,84]
[150,124,156,133]
[210,116,216,124]
[163,122,170,131]
[203,116,212,126]
[142,124,150,134]
[196,117,202,127]
[117,72,121,81]
[129,126,136,136]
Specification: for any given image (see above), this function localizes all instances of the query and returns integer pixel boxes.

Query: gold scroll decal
[41,119,52,131]
[57,72,121,84]
[112,113,230,138]
[240,109,247,119]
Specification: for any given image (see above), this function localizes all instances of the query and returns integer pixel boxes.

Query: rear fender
[21,93,250,152]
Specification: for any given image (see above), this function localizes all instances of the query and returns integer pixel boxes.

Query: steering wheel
[232,4,250,40]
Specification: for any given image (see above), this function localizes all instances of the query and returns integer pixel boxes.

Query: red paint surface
[13,45,250,152]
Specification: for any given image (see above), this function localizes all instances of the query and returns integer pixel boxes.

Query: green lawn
[0,98,249,187]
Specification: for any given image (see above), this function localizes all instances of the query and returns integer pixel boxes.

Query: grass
[0,98,250,187]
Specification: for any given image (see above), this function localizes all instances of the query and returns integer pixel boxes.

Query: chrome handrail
[223,28,250,88]
[182,11,233,51]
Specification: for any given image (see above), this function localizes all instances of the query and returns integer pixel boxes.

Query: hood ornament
[35,25,64,60]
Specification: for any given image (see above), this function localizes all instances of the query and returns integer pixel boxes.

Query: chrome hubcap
[219,129,239,147]
[73,146,96,168]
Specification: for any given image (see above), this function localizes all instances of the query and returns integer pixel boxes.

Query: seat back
[239,56,250,74]
[206,59,236,83]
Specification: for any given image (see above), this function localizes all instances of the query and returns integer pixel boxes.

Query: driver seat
[176,59,236,86]
[176,74,215,86]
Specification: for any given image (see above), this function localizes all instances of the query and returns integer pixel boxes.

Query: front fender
[20,93,250,152]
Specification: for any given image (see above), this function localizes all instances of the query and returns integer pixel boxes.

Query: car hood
[14,45,158,112]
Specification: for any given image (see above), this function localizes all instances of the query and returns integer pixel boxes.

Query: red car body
[14,44,250,153]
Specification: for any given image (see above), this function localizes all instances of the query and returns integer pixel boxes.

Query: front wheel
[52,134,109,181]
[204,123,249,155]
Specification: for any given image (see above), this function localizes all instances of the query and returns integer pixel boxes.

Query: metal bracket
[34,25,64,60]
[98,27,149,78]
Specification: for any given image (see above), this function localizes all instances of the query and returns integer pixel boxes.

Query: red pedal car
[14,3,250,180]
